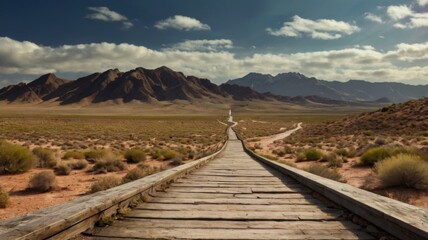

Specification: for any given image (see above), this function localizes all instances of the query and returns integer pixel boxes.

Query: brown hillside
[316,97,428,135]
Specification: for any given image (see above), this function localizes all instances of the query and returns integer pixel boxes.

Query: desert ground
[0,112,227,220]
[235,114,428,209]
[1,104,426,221]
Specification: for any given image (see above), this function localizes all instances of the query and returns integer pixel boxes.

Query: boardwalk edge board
[233,129,428,240]
[0,128,230,240]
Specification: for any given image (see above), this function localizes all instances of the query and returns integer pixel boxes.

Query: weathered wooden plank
[170,182,293,188]
[165,187,253,194]
[134,203,334,212]
[151,192,313,199]
[149,197,319,205]
[108,219,362,230]
[125,209,340,220]
[93,227,374,240]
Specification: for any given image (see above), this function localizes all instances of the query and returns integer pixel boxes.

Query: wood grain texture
[93,129,374,239]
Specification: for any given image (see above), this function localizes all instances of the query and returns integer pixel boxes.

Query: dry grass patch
[0,141,34,174]
[375,154,428,190]
[0,186,9,208]
[304,163,342,181]
[29,171,56,192]
[91,176,122,193]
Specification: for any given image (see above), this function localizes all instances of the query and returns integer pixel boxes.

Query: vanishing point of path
[91,128,373,239]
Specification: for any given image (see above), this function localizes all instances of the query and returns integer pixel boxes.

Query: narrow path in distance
[256,122,302,148]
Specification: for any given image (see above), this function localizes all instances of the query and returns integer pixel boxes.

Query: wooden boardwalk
[92,129,374,239]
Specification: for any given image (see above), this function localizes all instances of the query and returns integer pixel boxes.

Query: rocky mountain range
[227,72,428,103]
[0,67,357,106]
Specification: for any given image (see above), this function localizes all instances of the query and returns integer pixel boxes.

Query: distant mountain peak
[228,72,428,103]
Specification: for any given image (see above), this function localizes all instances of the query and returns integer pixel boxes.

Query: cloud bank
[0,37,427,84]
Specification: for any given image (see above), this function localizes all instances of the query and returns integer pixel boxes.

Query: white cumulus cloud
[266,15,360,40]
[87,6,133,29]
[364,13,383,23]
[387,4,428,29]
[155,15,210,31]
[387,5,413,20]
[164,39,233,52]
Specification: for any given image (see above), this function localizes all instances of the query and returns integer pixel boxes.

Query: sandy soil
[248,125,428,209]
[0,161,168,221]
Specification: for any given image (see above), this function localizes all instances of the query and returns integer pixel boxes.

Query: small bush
[0,186,9,208]
[68,160,88,170]
[29,171,56,192]
[296,152,306,162]
[375,154,428,190]
[375,138,387,145]
[124,148,146,163]
[122,168,147,183]
[84,149,108,162]
[152,148,177,161]
[54,164,71,175]
[170,155,183,166]
[63,151,85,160]
[303,148,323,161]
[92,159,126,174]
[91,176,121,193]
[360,147,391,166]
[304,164,342,181]
[33,147,56,168]
[335,149,349,157]
[0,142,34,174]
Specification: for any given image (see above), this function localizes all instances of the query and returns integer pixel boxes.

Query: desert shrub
[84,149,108,162]
[303,148,323,161]
[360,147,391,166]
[68,160,88,170]
[296,152,306,162]
[29,171,56,192]
[63,151,85,160]
[170,155,183,166]
[375,138,387,145]
[92,159,126,174]
[284,146,294,154]
[304,164,342,181]
[389,146,419,157]
[54,164,71,175]
[335,148,350,157]
[0,186,9,208]
[375,154,428,190]
[91,176,121,193]
[327,155,343,168]
[152,148,177,161]
[124,148,146,163]
[0,142,34,174]
[273,149,286,157]
[33,147,57,168]
[122,168,148,183]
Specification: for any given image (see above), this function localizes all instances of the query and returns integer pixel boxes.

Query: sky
[0,0,427,87]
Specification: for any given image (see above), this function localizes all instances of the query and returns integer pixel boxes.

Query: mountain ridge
[227,72,428,103]
[0,67,347,106]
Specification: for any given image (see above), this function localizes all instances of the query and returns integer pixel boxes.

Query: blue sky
[0,0,427,86]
